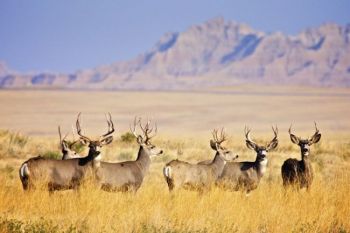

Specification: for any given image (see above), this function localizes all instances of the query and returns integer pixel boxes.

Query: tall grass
[0,130,349,232]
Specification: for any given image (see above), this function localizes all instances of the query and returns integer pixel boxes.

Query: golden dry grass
[0,129,350,232]
[0,88,350,232]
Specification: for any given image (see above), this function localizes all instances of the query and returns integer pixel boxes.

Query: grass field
[0,87,350,232]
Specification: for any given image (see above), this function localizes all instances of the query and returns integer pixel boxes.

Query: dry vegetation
[0,88,350,232]
[0,129,350,233]
[1,87,350,136]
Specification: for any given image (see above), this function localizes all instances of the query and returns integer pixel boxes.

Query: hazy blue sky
[0,0,349,73]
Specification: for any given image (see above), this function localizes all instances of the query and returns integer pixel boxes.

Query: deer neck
[209,153,226,178]
[135,146,151,176]
[78,150,100,168]
[255,156,268,177]
[301,153,312,170]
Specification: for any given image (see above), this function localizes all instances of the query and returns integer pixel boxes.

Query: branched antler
[130,117,158,143]
[244,126,257,145]
[267,125,279,150]
[139,118,157,143]
[212,128,227,145]
[58,126,69,145]
[310,122,319,138]
[271,126,278,142]
[100,112,115,140]
[59,125,79,149]
[76,113,91,142]
[244,126,259,150]
[309,122,321,144]
[130,116,141,138]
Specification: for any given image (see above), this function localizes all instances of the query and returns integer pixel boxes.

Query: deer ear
[267,140,278,151]
[61,140,69,150]
[290,134,299,144]
[246,140,257,151]
[80,138,90,145]
[309,133,321,145]
[101,136,113,145]
[136,135,144,145]
[210,140,218,150]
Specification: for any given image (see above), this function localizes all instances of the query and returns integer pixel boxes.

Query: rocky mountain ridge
[1,18,350,90]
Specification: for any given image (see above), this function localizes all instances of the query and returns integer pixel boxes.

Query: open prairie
[0,87,350,232]
[0,86,350,136]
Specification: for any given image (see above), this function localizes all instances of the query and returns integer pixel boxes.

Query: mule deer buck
[281,123,321,190]
[95,117,163,192]
[58,126,81,160]
[216,126,278,194]
[163,128,238,192]
[18,113,114,191]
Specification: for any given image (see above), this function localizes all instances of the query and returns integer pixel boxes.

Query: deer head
[130,117,163,156]
[210,128,238,161]
[245,126,278,161]
[76,113,114,157]
[58,126,80,158]
[289,122,321,157]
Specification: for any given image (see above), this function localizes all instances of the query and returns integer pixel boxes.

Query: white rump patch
[163,166,172,178]
[20,163,29,178]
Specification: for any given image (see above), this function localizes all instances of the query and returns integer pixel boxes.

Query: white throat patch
[259,158,268,175]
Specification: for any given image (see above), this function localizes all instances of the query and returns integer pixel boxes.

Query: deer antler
[211,129,218,143]
[218,128,227,144]
[244,126,259,150]
[68,125,79,149]
[59,125,79,149]
[288,124,301,145]
[130,116,141,138]
[244,126,256,144]
[288,124,293,136]
[312,122,319,135]
[308,121,321,144]
[266,125,279,150]
[99,113,115,140]
[211,127,227,147]
[271,126,278,142]
[288,124,301,139]
[139,118,157,143]
[76,113,91,142]
[58,126,68,144]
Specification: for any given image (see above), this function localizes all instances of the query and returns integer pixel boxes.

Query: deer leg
[165,177,175,192]
[305,183,311,192]
[129,185,139,194]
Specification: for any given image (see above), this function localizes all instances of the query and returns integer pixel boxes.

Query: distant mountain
[0,61,10,77]
[1,17,350,90]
